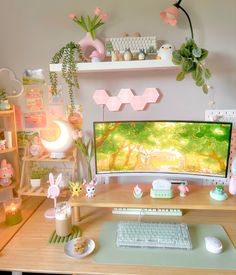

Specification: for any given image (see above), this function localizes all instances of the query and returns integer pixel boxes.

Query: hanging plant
[160,0,212,94]
[49,41,83,113]
[172,39,211,94]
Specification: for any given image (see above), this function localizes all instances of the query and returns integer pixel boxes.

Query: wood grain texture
[0,196,45,250]
[70,183,236,210]
[0,198,236,274]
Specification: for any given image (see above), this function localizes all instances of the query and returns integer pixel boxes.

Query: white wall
[0,0,235,183]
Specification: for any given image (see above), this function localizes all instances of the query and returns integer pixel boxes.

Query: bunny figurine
[47,173,61,199]
[83,178,98,199]
[0,159,14,187]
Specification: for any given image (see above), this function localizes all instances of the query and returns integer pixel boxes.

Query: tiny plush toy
[0,159,14,187]
[83,178,98,199]
[133,184,143,199]
[0,139,6,150]
[156,43,174,61]
[69,180,83,197]
[178,183,189,197]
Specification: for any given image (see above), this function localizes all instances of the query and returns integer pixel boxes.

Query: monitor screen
[93,121,232,179]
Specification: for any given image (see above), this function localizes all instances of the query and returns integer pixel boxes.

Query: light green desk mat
[93,222,236,270]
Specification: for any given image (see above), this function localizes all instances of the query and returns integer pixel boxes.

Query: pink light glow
[130,96,147,111]
[106,97,122,112]
[143,88,160,103]
[160,5,179,26]
[93,90,109,105]
[118,89,134,103]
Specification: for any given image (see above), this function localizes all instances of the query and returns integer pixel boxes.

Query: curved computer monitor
[93,120,232,180]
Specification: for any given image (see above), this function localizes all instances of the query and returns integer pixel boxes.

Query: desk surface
[0,196,44,251]
[0,199,236,275]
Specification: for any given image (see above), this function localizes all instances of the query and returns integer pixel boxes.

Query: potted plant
[49,41,83,114]
[0,88,10,110]
[160,0,212,93]
[30,166,50,187]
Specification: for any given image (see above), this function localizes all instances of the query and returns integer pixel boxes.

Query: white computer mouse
[205,236,223,254]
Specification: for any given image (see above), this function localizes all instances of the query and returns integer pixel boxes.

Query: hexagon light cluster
[93,88,160,111]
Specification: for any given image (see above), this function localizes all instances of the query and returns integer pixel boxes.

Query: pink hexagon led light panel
[93,88,160,111]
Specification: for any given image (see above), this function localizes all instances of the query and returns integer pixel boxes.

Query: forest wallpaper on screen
[94,121,232,177]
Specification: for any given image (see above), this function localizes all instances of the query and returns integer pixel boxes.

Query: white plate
[64,238,95,259]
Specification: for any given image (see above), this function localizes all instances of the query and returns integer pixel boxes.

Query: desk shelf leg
[72,206,80,223]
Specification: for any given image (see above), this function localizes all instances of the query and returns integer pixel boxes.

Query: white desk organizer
[204,109,236,185]
[105,36,157,55]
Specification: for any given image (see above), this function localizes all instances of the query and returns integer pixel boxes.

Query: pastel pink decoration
[68,13,76,20]
[118,89,134,103]
[106,97,122,112]
[83,178,98,199]
[143,88,160,103]
[160,5,179,26]
[45,173,61,219]
[130,96,147,111]
[79,32,105,61]
[229,176,236,195]
[93,89,109,105]
[0,159,14,187]
[94,7,102,16]
[100,13,109,22]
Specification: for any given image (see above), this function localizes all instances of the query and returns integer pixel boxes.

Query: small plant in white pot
[30,167,50,187]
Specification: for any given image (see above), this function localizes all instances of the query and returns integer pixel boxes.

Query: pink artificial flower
[100,12,109,23]
[160,5,179,26]
[94,7,102,16]
[71,129,83,140]
[68,13,77,20]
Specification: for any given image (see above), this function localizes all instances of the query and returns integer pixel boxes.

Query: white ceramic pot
[30,179,41,187]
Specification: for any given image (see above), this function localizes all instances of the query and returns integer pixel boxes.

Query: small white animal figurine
[156,43,174,61]
[83,178,98,199]
[138,49,146,60]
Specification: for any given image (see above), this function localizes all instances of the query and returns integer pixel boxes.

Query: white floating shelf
[49,60,178,73]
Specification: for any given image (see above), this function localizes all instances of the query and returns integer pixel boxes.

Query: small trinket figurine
[83,178,98,199]
[0,159,14,187]
[210,185,228,201]
[90,50,103,62]
[156,43,174,61]
[69,180,83,197]
[111,50,119,62]
[133,184,143,199]
[138,49,146,60]
[123,48,133,61]
[0,139,6,150]
[178,183,189,197]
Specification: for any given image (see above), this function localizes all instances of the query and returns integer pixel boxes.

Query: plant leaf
[205,68,212,79]
[176,71,186,81]
[182,60,194,73]
[198,49,208,61]
[196,77,204,87]
[192,47,202,58]
[172,51,182,65]
[202,84,208,94]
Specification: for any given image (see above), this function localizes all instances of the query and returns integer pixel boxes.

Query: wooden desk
[0,198,236,275]
[0,196,45,251]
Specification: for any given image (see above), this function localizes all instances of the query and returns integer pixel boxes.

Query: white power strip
[112,207,182,216]
[204,109,236,185]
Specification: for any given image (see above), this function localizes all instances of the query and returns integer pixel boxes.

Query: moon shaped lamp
[41,120,74,159]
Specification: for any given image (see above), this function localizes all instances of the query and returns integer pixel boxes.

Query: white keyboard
[112,207,182,216]
[116,221,192,249]
[105,36,157,55]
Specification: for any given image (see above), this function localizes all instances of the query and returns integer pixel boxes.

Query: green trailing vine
[49,41,83,113]
[0,88,7,101]
[172,39,211,94]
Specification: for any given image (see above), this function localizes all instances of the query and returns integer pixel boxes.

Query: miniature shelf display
[19,144,78,197]
[0,106,20,197]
